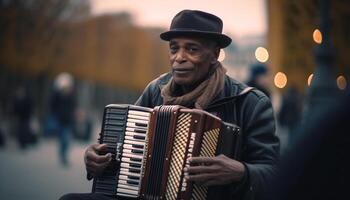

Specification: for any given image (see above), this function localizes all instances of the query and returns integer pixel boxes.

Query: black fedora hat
[160,10,232,48]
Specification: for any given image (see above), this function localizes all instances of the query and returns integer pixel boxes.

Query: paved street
[0,138,94,200]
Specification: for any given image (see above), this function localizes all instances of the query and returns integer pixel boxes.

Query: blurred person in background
[0,105,5,148]
[60,10,279,200]
[277,86,303,143]
[12,84,36,149]
[0,129,4,148]
[0,112,5,147]
[246,63,271,98]
[50,72,76,166]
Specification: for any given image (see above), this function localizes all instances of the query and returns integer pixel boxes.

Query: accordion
[92,104,241,200]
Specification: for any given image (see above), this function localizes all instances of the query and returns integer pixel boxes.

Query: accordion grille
[165,113,192,200]
[192,128,220,200]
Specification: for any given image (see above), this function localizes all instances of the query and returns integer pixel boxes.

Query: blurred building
[267,0,350,93]
[223,35,267,82]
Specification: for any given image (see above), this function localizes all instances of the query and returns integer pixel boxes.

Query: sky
[90,0,267,39]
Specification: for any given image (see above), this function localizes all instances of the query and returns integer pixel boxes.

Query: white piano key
[126,127,148,133]
[126,122,147,129]
[118,175,141,183]
[118,184,140,192]
[127,118,148,125]
[123,144,144,150]
[122,148,144,154]
[121,157,143,164]
[121,151,144,159]
[120,167,141,174]
[118,179,140,187]
[127,114,150,121]
[128,110,151,117]
[119,170,141,178]
[124,140,145,146]
[125,135,146,142]
[117,192,138,198]
[118,175,129,181]
[125,131,147,138]
[117,188,139,196]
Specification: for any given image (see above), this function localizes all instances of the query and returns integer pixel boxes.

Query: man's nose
[174,49,187,63]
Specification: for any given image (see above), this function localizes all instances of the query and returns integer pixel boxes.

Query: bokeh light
[307,74,314,86]
[313,29,322,44]
[337,75,347,90]
[274,72,287,88]
[255,47,269,63]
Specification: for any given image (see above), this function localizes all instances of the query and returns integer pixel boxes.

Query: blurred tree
[0,0,91,75]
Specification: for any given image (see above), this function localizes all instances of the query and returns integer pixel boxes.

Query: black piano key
[133,135,146,140]
[133,129,147,134]
[132,144,144,149]
[128,175,140,180]
[129,168,141,173]
[135,122,147,127]
[130,157,142,162]
[131,149,143,154]
[126,179,140,185]
[129,163,142,168]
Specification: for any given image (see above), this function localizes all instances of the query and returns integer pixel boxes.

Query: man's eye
[188,47,199,53]
[169,46,178,54]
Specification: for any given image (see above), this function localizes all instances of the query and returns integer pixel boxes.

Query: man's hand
[184,154,245,186]
[84,143,112,178]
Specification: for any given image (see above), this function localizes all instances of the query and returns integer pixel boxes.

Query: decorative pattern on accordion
[165,113,192,199]
[192,128,220,200]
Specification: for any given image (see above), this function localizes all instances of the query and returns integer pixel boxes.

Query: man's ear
[211,47,220,64]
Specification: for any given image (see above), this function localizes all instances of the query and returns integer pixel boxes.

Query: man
[61,10,279,200]
[246,63,271,98]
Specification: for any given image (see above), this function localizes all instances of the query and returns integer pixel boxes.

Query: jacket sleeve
[134,79,159,108]
[240,94,280,199]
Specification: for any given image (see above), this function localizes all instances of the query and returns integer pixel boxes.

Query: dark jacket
[135,72,280,200]
[50,90,76,126]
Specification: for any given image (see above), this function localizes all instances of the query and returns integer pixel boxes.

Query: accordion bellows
[92,104,240,200]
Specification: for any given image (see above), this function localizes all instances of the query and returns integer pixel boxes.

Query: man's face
[169,37,218,88]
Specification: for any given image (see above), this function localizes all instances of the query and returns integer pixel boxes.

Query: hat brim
[160,30,232,48]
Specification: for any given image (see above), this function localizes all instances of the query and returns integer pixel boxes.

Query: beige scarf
[160,62,227,109]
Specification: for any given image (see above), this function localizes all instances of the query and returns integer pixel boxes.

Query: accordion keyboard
[93,105,151,198]
[117,109,151,198]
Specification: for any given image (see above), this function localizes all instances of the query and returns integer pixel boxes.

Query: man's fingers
[86,159,111,175]
[188,156,218,165]
[186,173,217,182]
[92,143,109,151]
[185,165,218,174]
[86,150,112,164]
